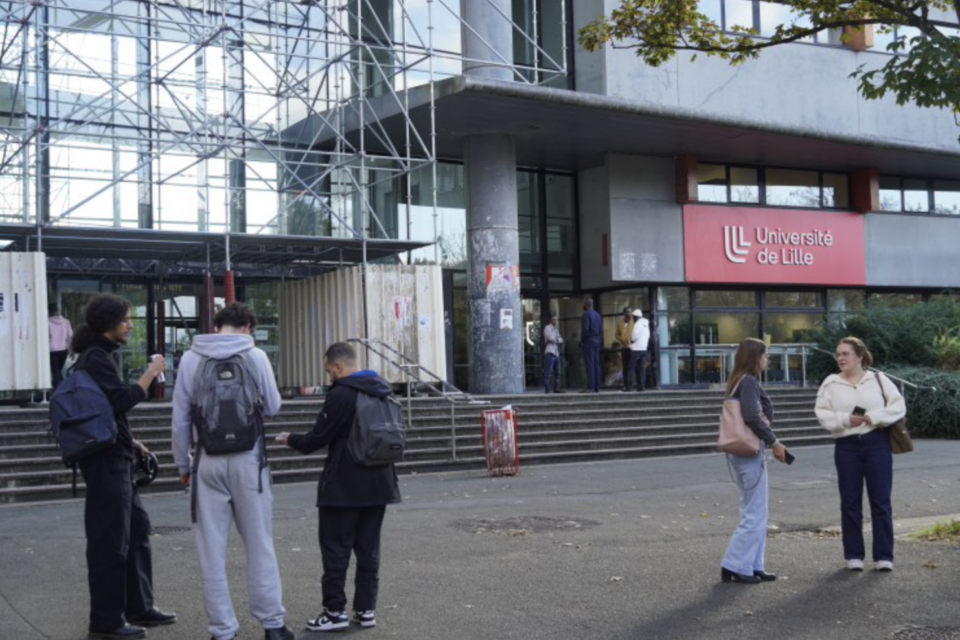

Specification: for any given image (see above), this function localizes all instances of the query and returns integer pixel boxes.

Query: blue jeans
[835,429,894,562]
[543,353,560,391]
[722,450,768,575]
[583,344,600,391]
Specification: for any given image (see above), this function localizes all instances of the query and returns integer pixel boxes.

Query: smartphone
[784,450,796,465]
[852,406,866,416]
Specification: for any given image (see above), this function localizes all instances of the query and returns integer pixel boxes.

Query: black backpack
[48,348,118,464]
[190,353,264,455]
[346,391,406,467]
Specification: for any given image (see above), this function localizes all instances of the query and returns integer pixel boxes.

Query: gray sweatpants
[193,446,285,640]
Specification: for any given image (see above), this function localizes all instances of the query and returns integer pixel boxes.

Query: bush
[883,366,960,440]
[805,298,960,382]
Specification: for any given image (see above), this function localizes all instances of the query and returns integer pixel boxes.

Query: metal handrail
[348,338,489,462]
[802,344,938,392]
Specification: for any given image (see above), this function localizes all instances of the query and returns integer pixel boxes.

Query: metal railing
[348,338,489,461]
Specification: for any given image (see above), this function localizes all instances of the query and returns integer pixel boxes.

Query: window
[879,176,903,211]
[765,291,822,308]
[730,167,760,203]
[694,290,757,308]
[697,163,728,203]
[903,179,930,212]
[822,173,849,208]
[696,163,849,209]
[765,168,820,207]
[933,180,960,215]
[868,292,924,307]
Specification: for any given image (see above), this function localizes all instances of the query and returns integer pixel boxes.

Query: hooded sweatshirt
[171,333,282,475]
[629,313,650,351]
[49,315,73,351]
[815,370,906,438]
[287,371,402,508]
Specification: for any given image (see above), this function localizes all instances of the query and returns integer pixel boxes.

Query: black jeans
[50,349,68,389]
[78,453,154,631]
[627,351,648,391]
[318,506,387,612]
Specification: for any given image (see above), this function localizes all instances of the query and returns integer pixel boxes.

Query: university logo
[723,226,751,264]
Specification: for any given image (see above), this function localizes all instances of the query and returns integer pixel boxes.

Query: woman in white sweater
[815,337,906,572]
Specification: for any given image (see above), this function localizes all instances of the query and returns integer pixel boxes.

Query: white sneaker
[306,610,349,632]
[353,610,376,628]
[846,559,864,571]
[876,560,894,572]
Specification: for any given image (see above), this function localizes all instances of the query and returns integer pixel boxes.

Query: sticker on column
[486,263,520,292]
[499,308,513,331]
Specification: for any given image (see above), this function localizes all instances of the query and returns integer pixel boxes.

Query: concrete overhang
[286,75,960,177]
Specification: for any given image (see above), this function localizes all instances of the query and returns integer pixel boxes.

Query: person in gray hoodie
[171,302,292,640]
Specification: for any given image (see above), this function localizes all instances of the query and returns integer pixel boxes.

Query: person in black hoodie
[70,294,176,640]
[277,341,401,632]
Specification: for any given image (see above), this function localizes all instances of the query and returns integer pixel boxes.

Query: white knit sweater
[815,370,907,439]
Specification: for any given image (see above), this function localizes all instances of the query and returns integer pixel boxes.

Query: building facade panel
[865,214,960,288]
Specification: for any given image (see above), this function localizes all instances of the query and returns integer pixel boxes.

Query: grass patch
[913,519,960,542]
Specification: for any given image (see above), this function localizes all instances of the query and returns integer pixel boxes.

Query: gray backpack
[347,392,406,466]
[190,353,264,455]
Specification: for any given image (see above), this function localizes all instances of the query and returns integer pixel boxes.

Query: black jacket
[76,336,147,460]
[288,371,402,508]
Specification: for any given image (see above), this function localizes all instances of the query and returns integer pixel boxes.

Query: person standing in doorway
[616,307,634,392]
[543,315,563,393]
[48,303,72,389]
[627,309,651,392]
[580,299,602,393]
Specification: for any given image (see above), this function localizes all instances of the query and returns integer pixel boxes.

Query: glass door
[522,298,542,389]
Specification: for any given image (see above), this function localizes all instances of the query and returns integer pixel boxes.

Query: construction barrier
[481,406,519,477]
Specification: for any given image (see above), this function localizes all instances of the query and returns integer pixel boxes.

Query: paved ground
[2,441,959,640]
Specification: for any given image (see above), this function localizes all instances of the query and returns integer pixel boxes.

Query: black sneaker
[353,610,376,628]
[88,625,146,640]
[127,607,177,627]
[264,625,295,640]
[306,610,348,632]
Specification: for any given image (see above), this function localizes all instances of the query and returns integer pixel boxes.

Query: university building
[1,1,958,395]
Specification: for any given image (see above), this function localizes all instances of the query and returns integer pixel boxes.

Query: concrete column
[465,135,522,395]
[461,0,520,394]
[461,0,514,81]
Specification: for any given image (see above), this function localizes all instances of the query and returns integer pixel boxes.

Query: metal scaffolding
[0,0,567,276]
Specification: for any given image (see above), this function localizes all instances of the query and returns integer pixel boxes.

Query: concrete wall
[578,155,686,290]
[575,2,959,155]
[865,214,960,288]
[577,164,611,289]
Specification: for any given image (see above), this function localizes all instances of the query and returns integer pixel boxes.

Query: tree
[578,1,960,116]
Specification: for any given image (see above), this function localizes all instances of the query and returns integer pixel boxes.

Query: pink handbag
[717,378,762,457]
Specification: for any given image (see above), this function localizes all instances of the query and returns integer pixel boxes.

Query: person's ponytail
[70,325,97,354]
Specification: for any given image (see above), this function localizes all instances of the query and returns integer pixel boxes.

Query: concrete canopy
[288,75,960,177]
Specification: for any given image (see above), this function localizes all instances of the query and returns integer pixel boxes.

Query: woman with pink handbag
[720,338,789,585]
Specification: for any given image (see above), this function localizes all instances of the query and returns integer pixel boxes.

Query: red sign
[683,205,865,286]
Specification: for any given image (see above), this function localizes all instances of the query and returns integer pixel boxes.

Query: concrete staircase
[0,387,828,503]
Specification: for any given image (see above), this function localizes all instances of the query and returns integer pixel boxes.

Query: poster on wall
[683,205,866,286]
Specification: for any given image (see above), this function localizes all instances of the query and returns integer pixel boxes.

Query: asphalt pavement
[2,440,959,640]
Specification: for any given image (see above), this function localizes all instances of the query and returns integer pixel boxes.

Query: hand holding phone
[784,450,796,465]
[852,406,866,416]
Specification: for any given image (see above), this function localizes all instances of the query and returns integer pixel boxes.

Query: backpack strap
[236,351,268,494]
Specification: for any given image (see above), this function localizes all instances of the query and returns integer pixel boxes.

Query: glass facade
[696,163,850,209]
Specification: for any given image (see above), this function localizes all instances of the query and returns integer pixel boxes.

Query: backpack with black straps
[190,352,264,455]
[49,348,118,464]
[346,391,407,467]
